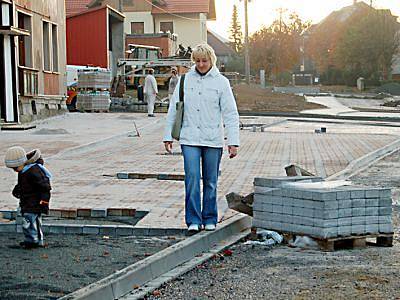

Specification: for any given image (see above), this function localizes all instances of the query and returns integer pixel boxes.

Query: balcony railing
[18,67,38,96]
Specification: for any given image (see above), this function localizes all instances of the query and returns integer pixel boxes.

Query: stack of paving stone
[77,91,111,111]
[77,69,111,89]
[252,176,393,239]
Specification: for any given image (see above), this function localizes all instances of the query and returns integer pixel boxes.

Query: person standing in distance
[168,67,179,103]
[163,44,240,233]
[144,68,158,117]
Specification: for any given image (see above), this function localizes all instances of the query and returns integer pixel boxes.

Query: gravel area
[148,151,400,299]
[0,233,183,299]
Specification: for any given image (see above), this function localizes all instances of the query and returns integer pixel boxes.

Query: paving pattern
[1,113,400,228]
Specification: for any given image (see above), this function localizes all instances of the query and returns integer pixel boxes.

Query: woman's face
[194,55,211,73]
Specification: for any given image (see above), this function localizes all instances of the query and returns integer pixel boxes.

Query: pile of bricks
[252,176,393,239]
[77,91,111,111]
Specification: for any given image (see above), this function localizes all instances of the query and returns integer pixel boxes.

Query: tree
[248,11,311,82]
[229,4,243,54]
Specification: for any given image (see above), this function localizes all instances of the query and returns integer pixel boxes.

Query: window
[17,12,33,68]
[160,21,173,34]
[52,24,58,72]
[43,21,50,71]
[42,21,58,72]
[131,22,144,34]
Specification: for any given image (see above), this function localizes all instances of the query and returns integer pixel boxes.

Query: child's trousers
[22,213,44,246]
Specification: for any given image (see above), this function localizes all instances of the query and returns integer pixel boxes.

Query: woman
[163,44,240,233]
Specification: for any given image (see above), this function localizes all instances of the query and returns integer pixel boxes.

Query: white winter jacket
[163,66,240,148]
[144,74,158,95]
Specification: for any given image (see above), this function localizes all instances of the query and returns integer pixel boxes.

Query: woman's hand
[164,141,173,153]
[228,145,238,159]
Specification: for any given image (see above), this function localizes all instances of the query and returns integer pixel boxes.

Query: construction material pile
[77,70,111,89]
[77,69,111,111]
[252,176,393,239]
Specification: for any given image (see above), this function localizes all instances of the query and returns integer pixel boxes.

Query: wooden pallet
[316,233,393,251]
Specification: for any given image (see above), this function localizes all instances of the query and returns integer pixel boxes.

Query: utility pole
[243,0,250,85]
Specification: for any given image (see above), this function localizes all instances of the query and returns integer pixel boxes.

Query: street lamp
[240,0,251,85]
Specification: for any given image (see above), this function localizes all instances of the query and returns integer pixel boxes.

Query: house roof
[152,0,216,20]
[207,30,234,57]
[65,0,92,17]
[67,5,124,20]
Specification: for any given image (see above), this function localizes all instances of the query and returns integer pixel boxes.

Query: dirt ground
[148,150,400,300]
[0,233,182,299]
[233,84,324,112]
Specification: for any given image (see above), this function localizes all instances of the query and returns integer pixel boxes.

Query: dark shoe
[20,241,40,249]
[148,114,155,117]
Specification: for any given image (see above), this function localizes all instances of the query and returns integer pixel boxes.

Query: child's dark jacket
[12,164,51,214]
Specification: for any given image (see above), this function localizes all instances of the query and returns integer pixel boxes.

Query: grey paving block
[291,198,304,208]
[0,224,16,232]
[324,201,339,210]
[99,226,117,236]
[379,198,392,207]
[351,198,365,208]
[365,224,379,234]
[272,205,283,214]
[291,216,314,226]
[365,198,379,207]
[83,225,100,235]
[16,225,23,233]
[65,225,84,234]
[263,203,273,212]
[254,186,275,194]
[338,200,352,209]
[350,189,365,199]
[378,207,392,216]
[379,189,391,199]
[366,216,380,224]
[269,222,283,231]
[314,218,338,228]
[299,190,314,200]
[320,227,338,238]
[49,225,66,234]
[271,197,284,205]
[338,208,352,218]
[148,228,167,236]
[352,207,366,217]
[272,189,283,196]
[293,207,314,218]
[254,177,314,188]
[254,194,274,205]
[365,207,379,216]
[295,225,314,236]
[282,205,293,215]
[352,216,366,225]
[252,201,263,212]
[379,216,392,224]
[351,224,365,235]
[132,227,150,236]
[365,189,380,198]
[300,200,318,209]
[314,209,339,219]
[91,209,107,218]
[116,226,134,236]
[312,190,337,201]
[338,217,352,226]
[0,211,17,220]
[379,223,393,233]
[336,191,351,200]
[337,226,352,237]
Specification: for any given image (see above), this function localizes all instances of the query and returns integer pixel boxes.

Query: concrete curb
[121,227,250,300]
[239,111,400,123]
[0,222,186,237]
[327,138,400,180]
[60,215,251,300]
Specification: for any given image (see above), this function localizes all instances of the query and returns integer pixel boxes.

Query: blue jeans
[22,213,44,246]
[181,145,222,227]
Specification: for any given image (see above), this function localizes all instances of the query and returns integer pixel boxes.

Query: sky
[207,0,400,40]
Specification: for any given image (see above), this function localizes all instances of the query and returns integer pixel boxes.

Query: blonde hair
[191,43,217,66]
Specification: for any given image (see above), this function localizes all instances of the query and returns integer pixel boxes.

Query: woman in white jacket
[163,44,240,233]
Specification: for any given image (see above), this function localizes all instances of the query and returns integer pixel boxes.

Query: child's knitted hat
[4,146,27,168]
[26,149,41,164]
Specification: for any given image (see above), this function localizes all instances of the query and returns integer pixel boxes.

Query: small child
[5,146,52,249]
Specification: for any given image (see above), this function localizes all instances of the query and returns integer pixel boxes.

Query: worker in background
[144,68,158,117]
[168,67,179,103]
